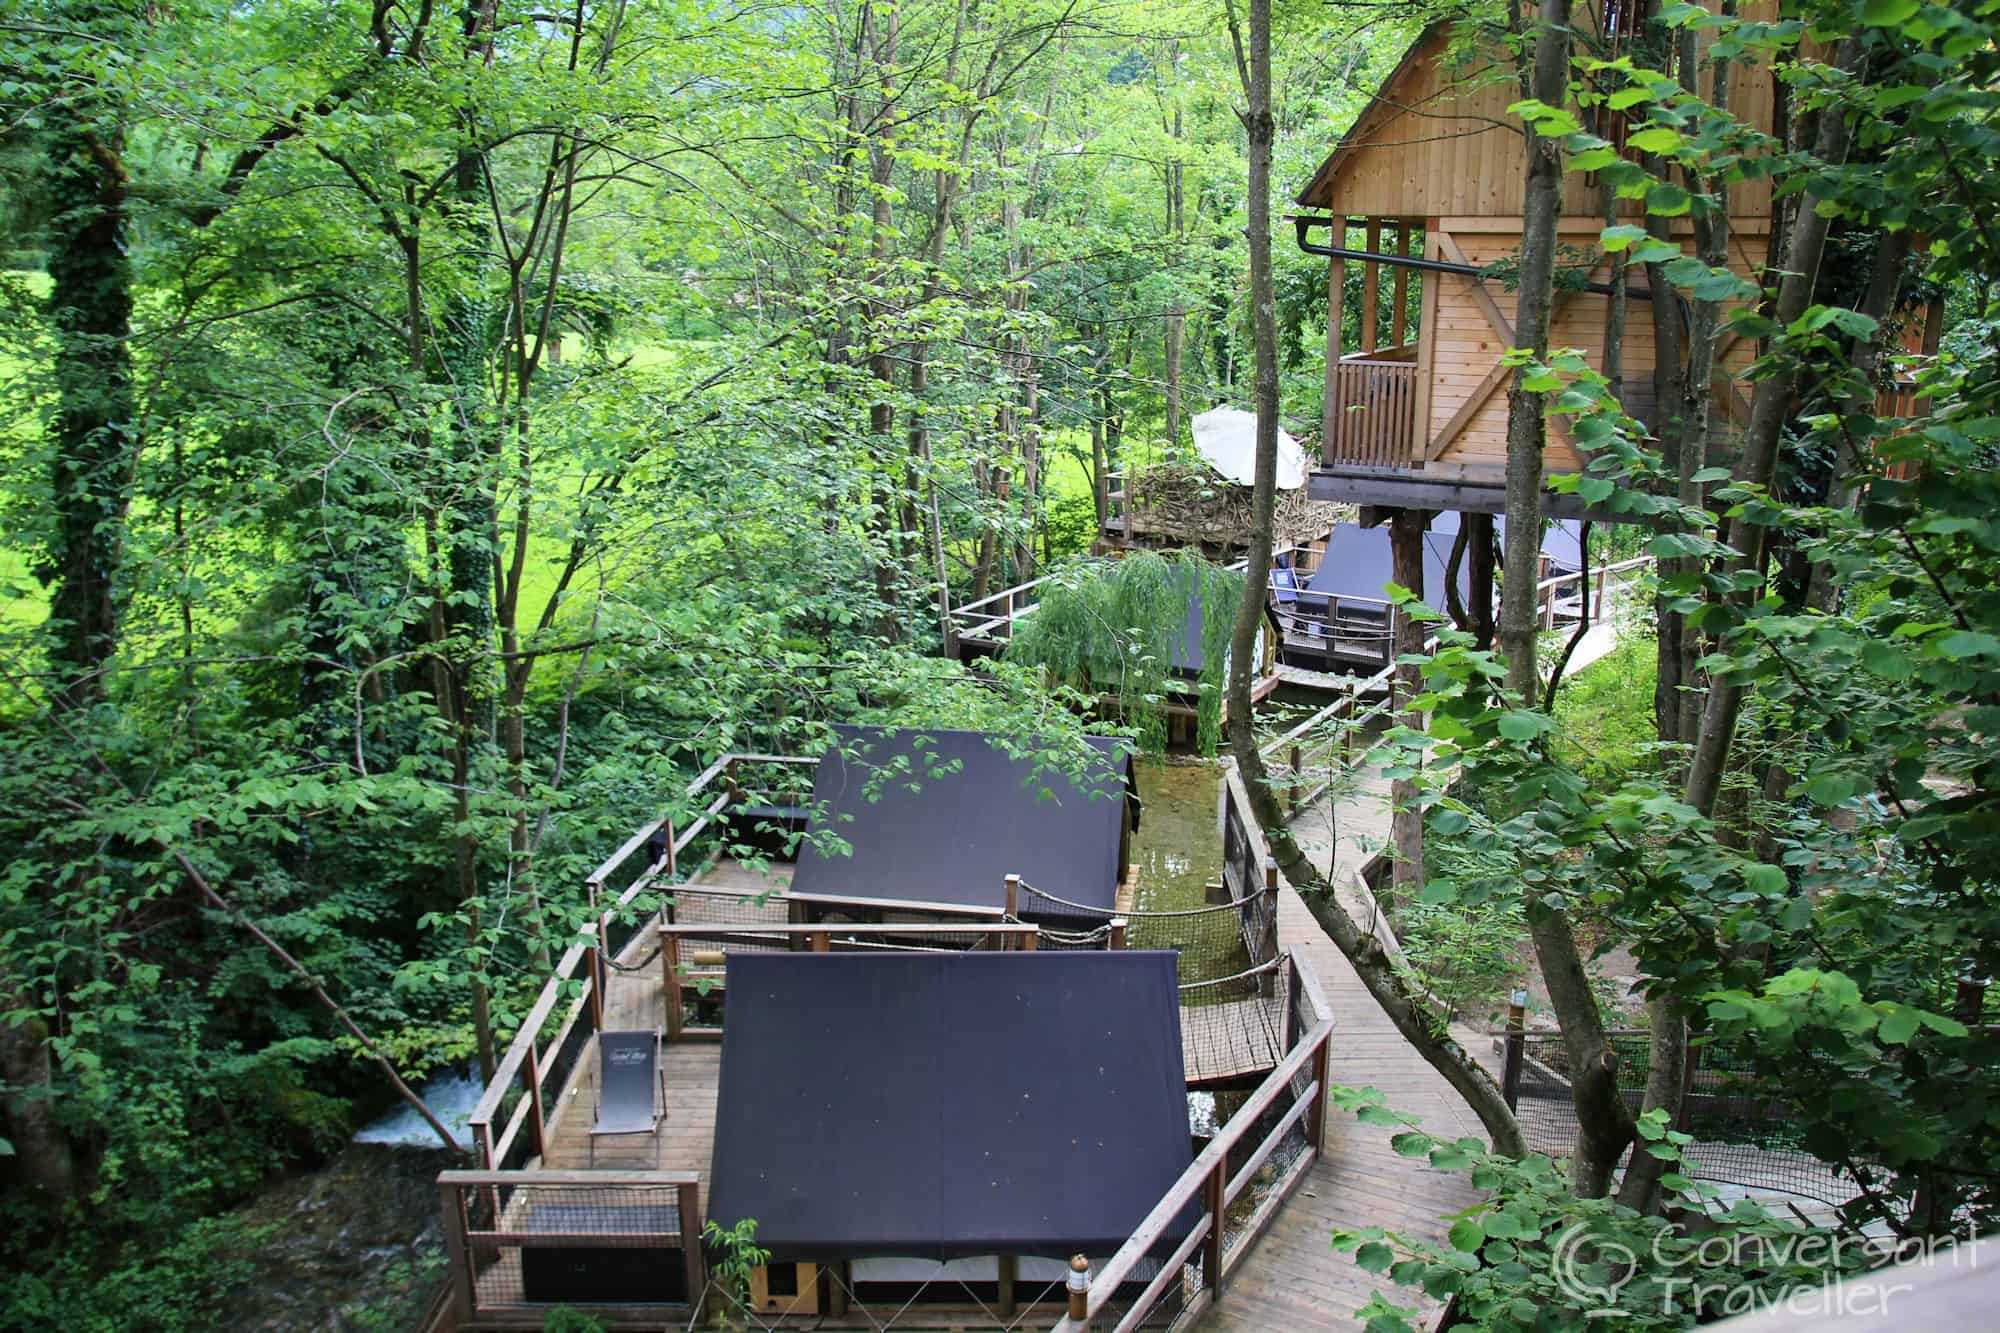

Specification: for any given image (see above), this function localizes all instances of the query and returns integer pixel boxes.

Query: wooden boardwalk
[1204,754,1486,1332]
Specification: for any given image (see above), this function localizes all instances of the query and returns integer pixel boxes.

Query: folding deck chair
[589,1029,665,1164]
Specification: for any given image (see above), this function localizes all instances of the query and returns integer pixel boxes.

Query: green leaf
[1878,1005,1921,1045]
[1625,126,1684,154]
[1497,711,1552,741]
[1448,1219,1486,1253]
[1742,863,1787,895]
[1859,0,1919,24]
[1646,182,1693,216]
[1598,224,1650,252]
[1356,1241,1396,1274]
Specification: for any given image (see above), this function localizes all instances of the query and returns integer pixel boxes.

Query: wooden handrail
[660,922,1040,939]
[1048,944,1344,1328]
[1050,985,1336,1330]
[439,1168,700,1187]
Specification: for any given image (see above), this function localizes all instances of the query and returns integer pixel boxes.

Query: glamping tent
[788,725,1140,927]
[1272,515,1587,670]
[706,951,1195,1312]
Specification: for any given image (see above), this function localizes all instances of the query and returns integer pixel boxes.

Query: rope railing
[1016,879,1264,919]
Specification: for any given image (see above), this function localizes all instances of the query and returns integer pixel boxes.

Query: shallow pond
[1130,757,1226,913]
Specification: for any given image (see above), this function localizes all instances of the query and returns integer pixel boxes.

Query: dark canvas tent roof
[706,951,1195,1262]
[790,726,1138,922]
[1300,514,1586,605]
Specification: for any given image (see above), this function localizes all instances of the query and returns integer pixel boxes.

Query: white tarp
[1190,406,1307,490]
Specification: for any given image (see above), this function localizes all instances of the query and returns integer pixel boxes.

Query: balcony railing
[1326,353,1418,469]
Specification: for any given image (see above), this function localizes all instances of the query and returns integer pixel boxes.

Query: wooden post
[1288,743,1302,816]
[523,1042,547,1158]
[809,930,830,954]
[439,1180,476,1322]
[678,1180,707,1310]
[1361,219,1381,354]
[1022,927,1038,953]
[1067,1254,1090,1324]
[1203,1159,1227,1297]
[1261,857,1281,967]
[1306,1030,1332,1151]
[1323,220,1347,451]
[1391,223,1410,346]
[584,945,603,1032]
[1502,989,1527,1110]
[1004,873,1021,921]
[998,1255,1017,1320]
[1468,512,1497,651]
[1109,918,1127,951]
[662,933,683,1042]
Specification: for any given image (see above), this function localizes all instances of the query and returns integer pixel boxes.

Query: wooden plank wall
[1421,219,1767,479]
[1302,9,1780,221]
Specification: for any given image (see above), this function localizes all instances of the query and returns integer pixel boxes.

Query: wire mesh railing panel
[664,887,791,953]
[458,1179,693,1313]
[1127,909,1256,997]
[1512,1033,1859,1206]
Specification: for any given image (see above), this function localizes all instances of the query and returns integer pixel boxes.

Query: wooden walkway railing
[1051,953,1335,1332]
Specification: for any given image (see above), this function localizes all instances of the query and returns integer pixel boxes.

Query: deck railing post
[678,1180,707,1309]
[809,930,830,953]
[1203,1157,1227,1298]
[1288,743,1302,816]
[439,1179,476,1322]
[584,946,603,1033]
[1502,990,1527,1110]
[1306,1029,1332,1151]
[1109,918,1127,952]
[1261,857,1281,965]
[1595,564,1608,619]
[523,1042,547,1159]
[662,932,684,1042]
[1067,1254,1091,1326]
[1003,873,1020,922]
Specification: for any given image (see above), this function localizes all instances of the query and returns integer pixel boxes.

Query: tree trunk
[1530,906,1636,1195]
[1225,0,1524,1155]
[1497,0,1572,705]
[0,999,76,1202]
[1389,510,1427,903]
[1806,227,1910,611]
[1469,513,1497,651]
[1684,39,1860,818]
[44,100,137,706]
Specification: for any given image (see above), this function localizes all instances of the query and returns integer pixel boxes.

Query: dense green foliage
[0,0,1413,1315]
[1003,548,1244,752]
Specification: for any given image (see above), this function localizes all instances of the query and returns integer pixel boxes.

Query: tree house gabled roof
[1297,16,1779,221]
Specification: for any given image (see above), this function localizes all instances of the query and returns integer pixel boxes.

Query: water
[352,1066,484,1147]
[1131,758,1226,913]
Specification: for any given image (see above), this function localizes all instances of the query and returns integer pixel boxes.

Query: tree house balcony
[1325,350,1419,470]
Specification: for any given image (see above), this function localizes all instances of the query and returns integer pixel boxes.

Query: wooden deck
[1182,992,1289,1087]
[1202,755,1485,1332]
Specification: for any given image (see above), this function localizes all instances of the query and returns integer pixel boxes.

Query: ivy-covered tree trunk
[43,84,137,706]
[1223,0,1524,1157]
[1497,0,1571,705]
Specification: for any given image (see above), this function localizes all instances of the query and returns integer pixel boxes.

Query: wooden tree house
[1292,18,1785,519]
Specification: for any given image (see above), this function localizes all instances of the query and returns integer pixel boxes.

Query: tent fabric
[1295,515,1587,607]
[706,952,1196,1262]
[790,726,1137,923]
[1190,406,1307,489]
